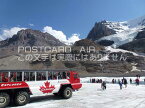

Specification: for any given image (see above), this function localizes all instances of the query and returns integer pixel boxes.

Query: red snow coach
[0,70,82,108]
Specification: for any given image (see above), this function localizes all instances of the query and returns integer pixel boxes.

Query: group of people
[118,77,128,89]
[90,78,102,83]
[90,75,145,90]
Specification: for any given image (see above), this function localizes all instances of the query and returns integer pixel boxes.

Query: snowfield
[8,77,145,108]
[98,27,141,47]
[97,15,145,48]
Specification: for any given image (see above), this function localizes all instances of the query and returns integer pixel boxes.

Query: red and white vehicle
[0,70,82,108]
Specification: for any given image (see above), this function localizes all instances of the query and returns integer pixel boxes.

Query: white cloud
[43,26,80,45]
[0,27,26,40]
[43,26,67,42]
[29,24,34,26]
[67,34,80,44]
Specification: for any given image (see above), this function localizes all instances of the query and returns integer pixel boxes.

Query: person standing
[130,78,132,84]
[101,81,106,90]
[114,79,116,84]
[135,78,140,86]
[122,77,125,84]
[112,79,114,84]
[90,78,92,83]
[118,80,122,90]
[124,78,128,88]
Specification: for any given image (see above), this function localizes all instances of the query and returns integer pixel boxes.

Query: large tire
[14,91,30,106]
[53,93,59,96]
[61,87,72,99]
[0,92,10,108]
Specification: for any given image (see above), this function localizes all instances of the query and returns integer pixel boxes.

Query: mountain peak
[87,21,116,41]
[0,29,65,48]
[17,29,44,36]
[87,14,145,48]
[127,15,145,27]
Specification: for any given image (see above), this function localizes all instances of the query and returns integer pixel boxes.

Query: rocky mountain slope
[87,20,116,40]
[84,15,145,75]
[0,29,64,47]
[0,29,64,57]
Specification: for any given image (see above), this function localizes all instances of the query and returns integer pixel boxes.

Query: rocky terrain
[87,20,116,41]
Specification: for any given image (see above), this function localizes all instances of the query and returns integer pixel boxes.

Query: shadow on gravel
[8,95,63,107]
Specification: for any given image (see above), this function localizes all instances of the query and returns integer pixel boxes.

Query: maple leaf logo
[39,81,55,94]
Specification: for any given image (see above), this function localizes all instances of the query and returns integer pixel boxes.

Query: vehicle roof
[0,69,76,72]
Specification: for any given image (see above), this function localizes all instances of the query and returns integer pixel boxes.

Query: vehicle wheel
[15,91,30,106]
[61,87,72,99]
[0,92,10,108]
[53,93,59,96]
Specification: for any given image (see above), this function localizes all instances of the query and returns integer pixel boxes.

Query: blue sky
[0,0,145,39]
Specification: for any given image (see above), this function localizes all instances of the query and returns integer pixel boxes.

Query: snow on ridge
[97,55,109,61]
[97,46,139,62]
[127,15,145,28]
[131,66,140,72]
[105,21,129,33]
[98,27,142,47]
[105,46,139,56]
[98,15,145,48]
[106,15,145,31]
[97,47,138,62]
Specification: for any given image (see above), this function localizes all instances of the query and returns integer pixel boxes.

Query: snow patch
[131,66,140,72]
[105,46,139,56]
[106,21,129,33]
[97,46,139,62]
[97,55,109,61]
[98,27,141,47]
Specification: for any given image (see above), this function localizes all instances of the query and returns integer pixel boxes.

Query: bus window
[67,72,70,79]
[10,72,16,82]
[53,72,57,80]
[30,72,35,81]
[24,72,35,81]
[24,72,29,81]
[0,72,2,82]
[48,72,53,80]
[0,72,9,82]
[62,72,67,79]
[74,74,79,79]
[37,72,46,81]
[58,72,62,79]
[17,72,22,81]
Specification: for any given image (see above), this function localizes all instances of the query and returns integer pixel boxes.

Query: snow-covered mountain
[127,15,145,27]
[98,27,142,47]
[87,15,145,48]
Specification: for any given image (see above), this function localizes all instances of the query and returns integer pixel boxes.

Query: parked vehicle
[0,70,82,108]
